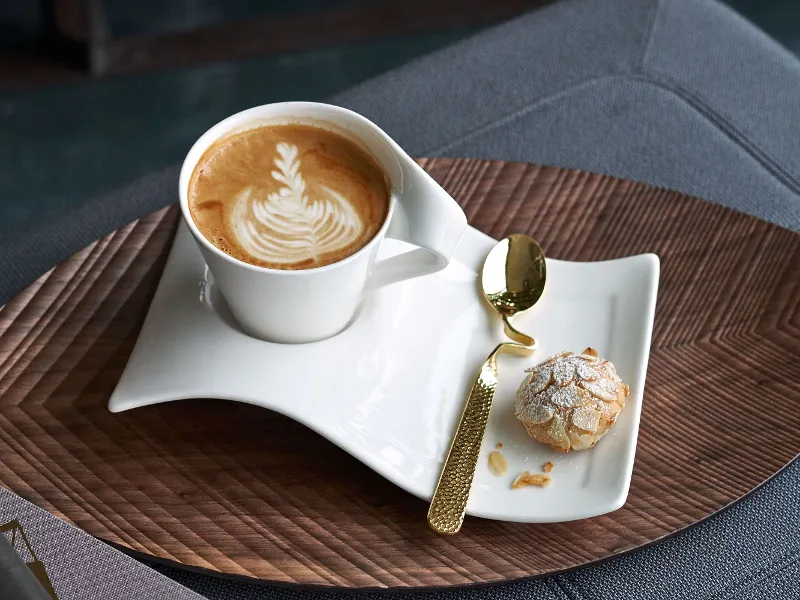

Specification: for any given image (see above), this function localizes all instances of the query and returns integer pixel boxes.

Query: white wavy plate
[109,222,659,523]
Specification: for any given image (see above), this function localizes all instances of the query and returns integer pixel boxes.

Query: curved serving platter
[109,222,659,524]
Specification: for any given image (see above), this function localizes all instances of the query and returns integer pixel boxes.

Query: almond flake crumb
[512,471,552,489]
[543,461,554,473]
[488,451,508,476]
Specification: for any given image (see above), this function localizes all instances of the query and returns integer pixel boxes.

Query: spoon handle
[427,350,500,534]
[502,314,537,347]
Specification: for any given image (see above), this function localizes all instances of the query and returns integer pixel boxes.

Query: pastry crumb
[496,442,503,449]
[512,471,551,489]
[488,450,508,476]
[543,461,554,473]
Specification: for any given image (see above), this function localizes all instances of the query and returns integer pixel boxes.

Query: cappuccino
[189,123,390,270]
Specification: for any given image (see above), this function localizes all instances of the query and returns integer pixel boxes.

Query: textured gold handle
[427,351,499,534]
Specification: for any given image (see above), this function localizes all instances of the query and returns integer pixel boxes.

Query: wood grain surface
[0,159,798,589]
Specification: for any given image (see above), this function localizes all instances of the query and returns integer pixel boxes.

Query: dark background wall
[0,0,795,238]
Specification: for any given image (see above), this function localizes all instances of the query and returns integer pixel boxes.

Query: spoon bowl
[481,234,546,346]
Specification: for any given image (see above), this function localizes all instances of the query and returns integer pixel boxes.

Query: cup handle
[368,162,467,289]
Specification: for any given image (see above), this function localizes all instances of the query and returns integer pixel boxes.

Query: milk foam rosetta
[189,124,390,270]
[232,142,362,266]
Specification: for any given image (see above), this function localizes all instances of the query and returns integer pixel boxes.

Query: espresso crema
[189,123,390,270]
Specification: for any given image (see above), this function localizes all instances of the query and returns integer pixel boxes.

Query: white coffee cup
[179,102,467,343]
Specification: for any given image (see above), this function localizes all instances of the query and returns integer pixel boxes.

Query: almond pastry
[515,347,629,452]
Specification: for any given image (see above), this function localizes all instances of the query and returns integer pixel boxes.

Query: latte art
[189,123,389,270]
[232,143,363,265]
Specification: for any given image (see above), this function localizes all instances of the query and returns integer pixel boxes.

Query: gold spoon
[427,234,546,534]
